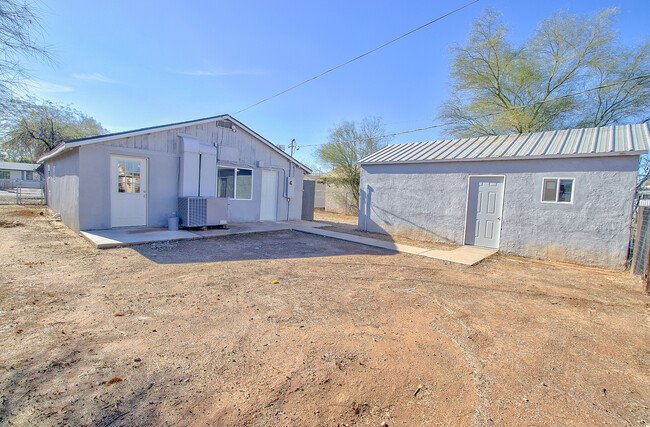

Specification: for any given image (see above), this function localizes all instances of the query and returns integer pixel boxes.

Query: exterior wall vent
[216,120,233,129]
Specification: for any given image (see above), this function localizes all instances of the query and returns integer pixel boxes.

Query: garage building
[357,123,650,269]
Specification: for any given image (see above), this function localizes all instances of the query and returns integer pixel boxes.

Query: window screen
[217,168,235,198]
[0,170,9,180]
[236,169,252,199]
[542,179,557,202]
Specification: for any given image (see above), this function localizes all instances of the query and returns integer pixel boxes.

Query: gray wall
[359,156,639,269]
[45,149,80,231]
[46,119,306,231]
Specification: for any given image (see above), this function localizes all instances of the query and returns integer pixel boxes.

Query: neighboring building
[38,115,311,232]
[0,161,42,188]
[315,169,359,215]
[358,123,650,269]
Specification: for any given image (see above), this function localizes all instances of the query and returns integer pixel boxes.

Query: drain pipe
[286,158,292,221]
[287,139,296,221]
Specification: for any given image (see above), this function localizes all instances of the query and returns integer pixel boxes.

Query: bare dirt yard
[1,205,649,426]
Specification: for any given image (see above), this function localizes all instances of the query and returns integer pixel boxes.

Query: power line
[233,0,481,115]
[297,73,650,148]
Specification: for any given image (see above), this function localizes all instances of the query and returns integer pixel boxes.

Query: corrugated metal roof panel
[359,123,650,164]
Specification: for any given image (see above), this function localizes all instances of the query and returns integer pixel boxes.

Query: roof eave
[358,150,646,166]
[36,114,312,173]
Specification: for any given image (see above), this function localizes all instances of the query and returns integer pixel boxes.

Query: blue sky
[22,0,649,170]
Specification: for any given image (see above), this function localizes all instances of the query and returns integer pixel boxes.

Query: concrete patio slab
[81,220,330,249]
[81,228,201,249]
[419,246,498,266]
[292,226,497,265]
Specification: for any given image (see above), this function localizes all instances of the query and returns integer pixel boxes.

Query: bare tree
[1,99,106,161]
[0,0,50,111]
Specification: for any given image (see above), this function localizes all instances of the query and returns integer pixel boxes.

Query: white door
[465,176,504,249]
[260,170,277,221]
[110,155,147,227]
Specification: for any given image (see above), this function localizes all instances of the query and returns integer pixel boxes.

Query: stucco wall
[55,119,304,230]
[44,149,80,231]
[358,156,639,269]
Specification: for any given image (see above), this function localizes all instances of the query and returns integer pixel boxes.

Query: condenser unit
[178,197,228,227]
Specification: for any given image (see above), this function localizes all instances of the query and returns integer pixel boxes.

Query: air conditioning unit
[178,197,228,227]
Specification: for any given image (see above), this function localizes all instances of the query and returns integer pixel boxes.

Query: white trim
[540,177,575,204]
[463,174,506,249]
[216,165,254,200]
[359,150,645,166]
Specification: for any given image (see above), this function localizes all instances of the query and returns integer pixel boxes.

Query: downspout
[287,158,292,221]
[197,153,202,196]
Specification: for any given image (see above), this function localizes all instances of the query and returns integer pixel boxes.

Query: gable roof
[359,123,650,165]
[0,161,39,171]
[38,114,311,173]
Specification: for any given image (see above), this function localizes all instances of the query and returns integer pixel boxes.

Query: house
[0,161,43,188]
[38,115,311,232]
[357,123,650,269]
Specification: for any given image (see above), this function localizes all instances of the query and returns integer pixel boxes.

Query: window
[217,167,252,199]
[117,160,141,193]
[235,169,252,199]
[0,170,9,180]
[542,178,574,203]
[25,171,33,180]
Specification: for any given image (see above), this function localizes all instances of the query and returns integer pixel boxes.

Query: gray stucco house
[358,123,650,269]
[38,115,311,232]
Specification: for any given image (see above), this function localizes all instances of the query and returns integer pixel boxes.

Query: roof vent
[216,120,233,129]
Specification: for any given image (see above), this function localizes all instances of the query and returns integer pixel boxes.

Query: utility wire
[297,73,650,148]
[233,0,481,115]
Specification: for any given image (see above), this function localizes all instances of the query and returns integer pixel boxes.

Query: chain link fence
[0,180,45,205]
[630,203,650,293]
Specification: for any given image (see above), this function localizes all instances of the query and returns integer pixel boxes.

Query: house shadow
[131,229,396,265]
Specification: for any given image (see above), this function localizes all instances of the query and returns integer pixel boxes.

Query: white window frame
[216,166,253,200]
[541,177,575,204]
[0,170,10,180]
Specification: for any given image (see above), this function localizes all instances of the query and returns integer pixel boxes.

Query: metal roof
[359,123,650,165]
[0,161,39,171]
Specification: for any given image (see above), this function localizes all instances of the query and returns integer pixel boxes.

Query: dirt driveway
[0,205,648,426]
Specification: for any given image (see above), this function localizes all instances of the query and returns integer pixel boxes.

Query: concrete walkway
[292,226,497,266]
[81,220,329,249]
[81,221,496,265]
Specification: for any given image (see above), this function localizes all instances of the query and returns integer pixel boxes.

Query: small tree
[317,117,390,209]
[0,100,107,161]
[438,8,650,137]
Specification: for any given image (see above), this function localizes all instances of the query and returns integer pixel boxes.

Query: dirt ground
[1,205,649,426]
